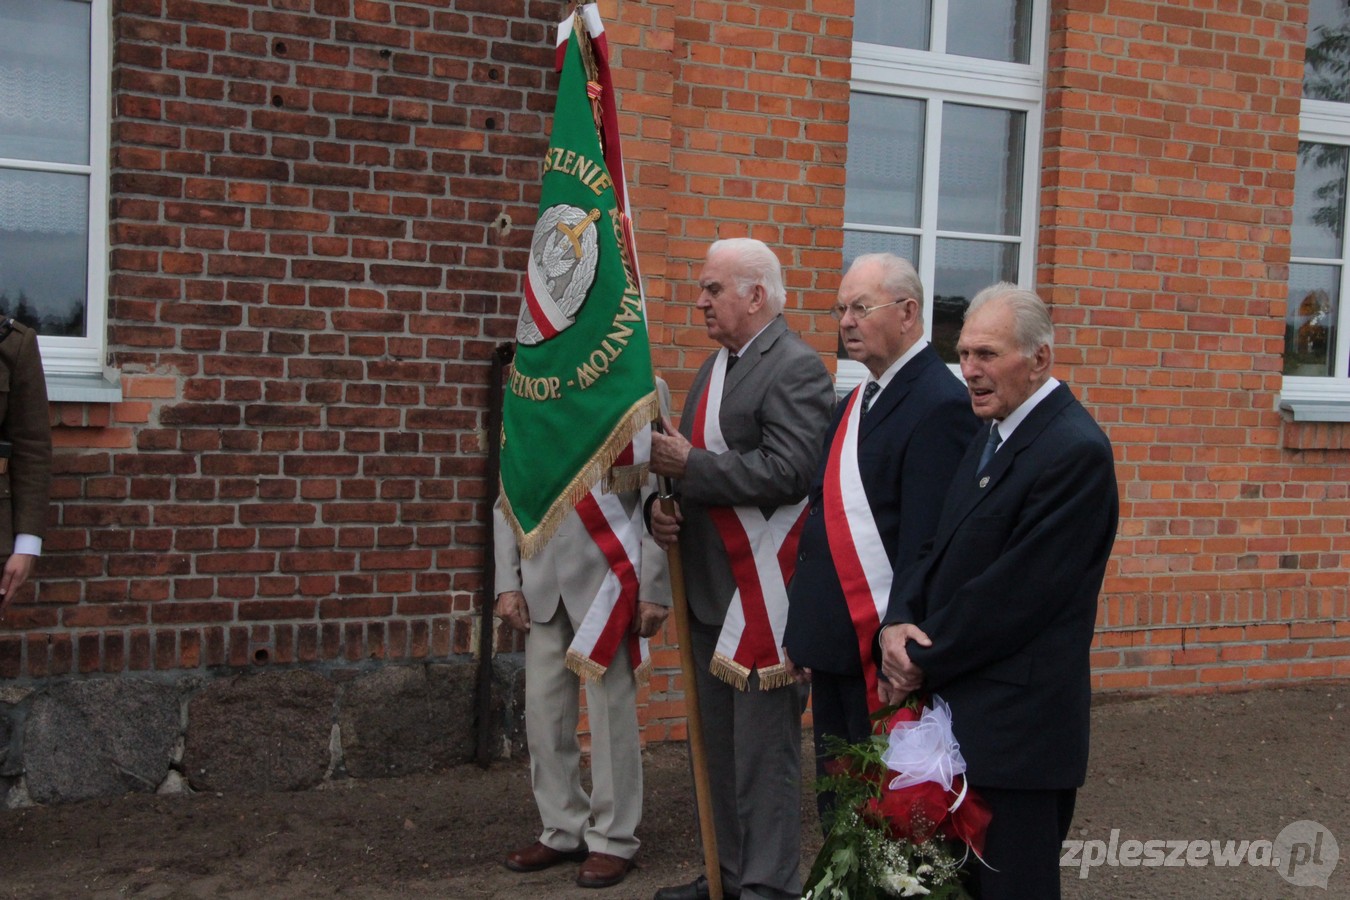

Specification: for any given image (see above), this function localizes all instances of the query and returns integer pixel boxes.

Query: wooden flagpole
[659,491,723,900]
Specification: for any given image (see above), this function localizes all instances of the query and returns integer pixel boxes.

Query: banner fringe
[565,647,651,685]
[710,653,750,692]
[603,463,648,494]
[710,655,792,691]
[566,648,608,681]
[755,663,793,691]
[505,390,659,559]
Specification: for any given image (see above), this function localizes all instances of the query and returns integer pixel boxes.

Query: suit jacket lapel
[858,344,938,440]
[934,383,1076,543]
[721,316,785,400]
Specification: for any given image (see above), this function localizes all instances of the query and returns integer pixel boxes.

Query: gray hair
[849,253,925,311]
[966,281,1053,356]
[708,237,787,314]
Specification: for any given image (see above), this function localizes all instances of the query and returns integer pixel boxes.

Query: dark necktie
[860,380,880,416]
[977,423,1003,474]
[726,352,739,371]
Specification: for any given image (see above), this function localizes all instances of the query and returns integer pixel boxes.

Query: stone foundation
[0,657,526,807]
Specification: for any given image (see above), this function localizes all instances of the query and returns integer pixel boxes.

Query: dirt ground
[0,683,1345,899]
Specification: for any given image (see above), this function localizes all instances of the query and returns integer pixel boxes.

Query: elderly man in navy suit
[878,283,1119,899]
[783,253,977,819]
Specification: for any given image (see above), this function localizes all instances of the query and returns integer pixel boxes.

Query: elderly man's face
[836,260,915,377]
[696,250,761,351]
[957,298,1049,421]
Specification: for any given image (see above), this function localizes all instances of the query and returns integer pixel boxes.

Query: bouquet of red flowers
[804,695,992,899]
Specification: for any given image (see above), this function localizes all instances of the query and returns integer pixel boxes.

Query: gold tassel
[603,463,648,494]
[710,655,793,691]
[709,653,751,692]
[566,648,652,686]
[755,663,793,691]
[505,391,660,559]
[566,648,608,681]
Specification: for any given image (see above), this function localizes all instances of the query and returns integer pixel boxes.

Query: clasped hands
[877,622,931,706]
[493,590,670,638]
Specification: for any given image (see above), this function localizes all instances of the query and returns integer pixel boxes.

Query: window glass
[845,94,925,228]
[1293,142,1347,259]
[0,0,105,365]
[939,105,1025,235]
[0,0,91,165]
[1285,264,1339,377]
[947,0,1033,63]
[932,240,1018,360]
[1305,0,1350,103]
[0,170,89,336]
[843,1,1042,382]
[844,231,920,272]
[852,0,930,51]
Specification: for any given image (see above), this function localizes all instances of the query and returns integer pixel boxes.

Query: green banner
[498,22,656,557]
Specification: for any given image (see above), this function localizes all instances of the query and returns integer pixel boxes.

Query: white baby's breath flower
[880,868,931,896]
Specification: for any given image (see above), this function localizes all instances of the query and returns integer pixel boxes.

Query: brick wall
[1043,0,1350,690]
[3,0,564,678]
[6,0,1348,750]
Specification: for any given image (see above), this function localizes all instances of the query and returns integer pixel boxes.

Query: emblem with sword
[517,205,603,346]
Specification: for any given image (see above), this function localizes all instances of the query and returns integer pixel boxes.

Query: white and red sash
[564,427,652,683]
[693,349,807,691]
[823,384,891,712]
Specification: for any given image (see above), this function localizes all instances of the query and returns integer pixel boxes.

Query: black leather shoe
[653,875,740,900]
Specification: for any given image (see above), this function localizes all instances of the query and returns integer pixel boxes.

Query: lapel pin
[979,476,990,488]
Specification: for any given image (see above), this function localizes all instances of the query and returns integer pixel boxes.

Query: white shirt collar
[734,318,775,358]
[867,339,929,394]
[993,376,1060,445]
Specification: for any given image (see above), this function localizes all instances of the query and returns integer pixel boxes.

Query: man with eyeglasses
[784,253,978,822]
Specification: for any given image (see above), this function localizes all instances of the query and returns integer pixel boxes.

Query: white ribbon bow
[882,696,968,793]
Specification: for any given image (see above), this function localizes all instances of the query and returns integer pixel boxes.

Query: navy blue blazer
[880,382,1119,791]
[784,344,978,676]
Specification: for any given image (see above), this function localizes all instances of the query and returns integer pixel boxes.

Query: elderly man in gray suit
[493,405,672,890]
[650,238,834,900]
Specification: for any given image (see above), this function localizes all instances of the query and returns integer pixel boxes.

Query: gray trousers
[690,619,803,900]
[524,604,642,859]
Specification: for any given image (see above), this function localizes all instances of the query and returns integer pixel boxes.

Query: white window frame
[840,0,1048,394]
[1282,99,1350,420]
[0,0,117,400]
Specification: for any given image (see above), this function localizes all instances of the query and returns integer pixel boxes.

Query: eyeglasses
[829,298,906,321]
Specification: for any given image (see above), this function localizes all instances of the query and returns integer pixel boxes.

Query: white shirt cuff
[12,534,41,557]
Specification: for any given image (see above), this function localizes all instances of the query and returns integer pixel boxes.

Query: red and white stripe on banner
[823,385,892,712]
[524,252,574,341]
[564,425,653,681]
[693,349,806,691]
[555,3,645,301]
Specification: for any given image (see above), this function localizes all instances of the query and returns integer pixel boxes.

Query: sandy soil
[0,683,1345,899]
